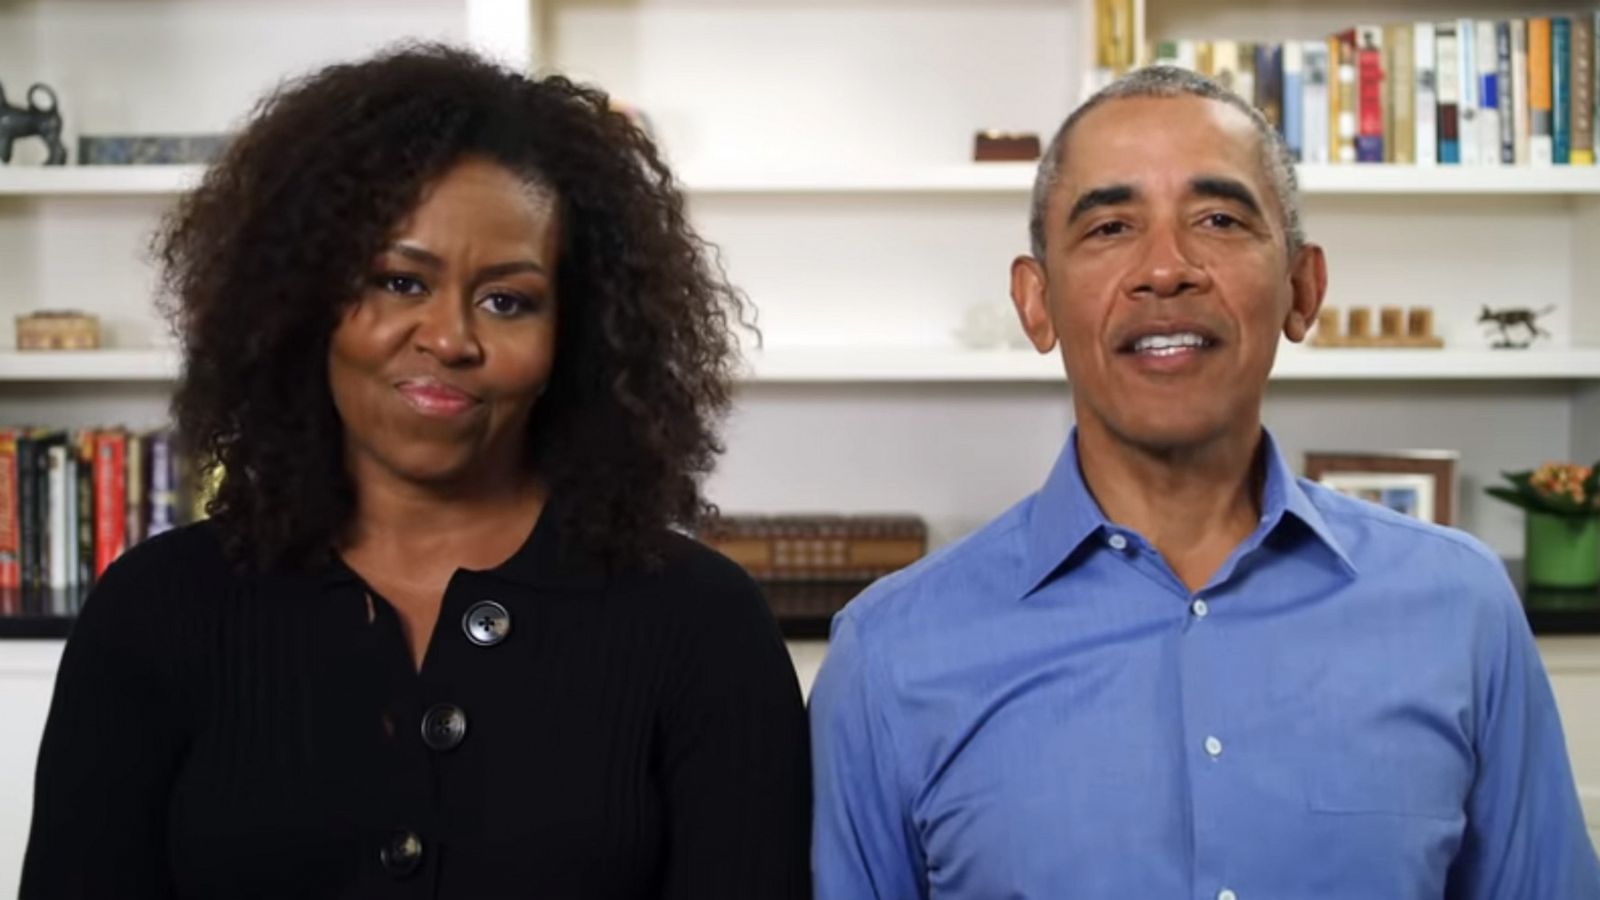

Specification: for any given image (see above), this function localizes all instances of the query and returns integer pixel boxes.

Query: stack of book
[697,514,928,631]
[0,427,190,617]
[1149,13,1600,166]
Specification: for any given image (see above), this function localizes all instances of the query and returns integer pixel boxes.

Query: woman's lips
[395,378,480,417]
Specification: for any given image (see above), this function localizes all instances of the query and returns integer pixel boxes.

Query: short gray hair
[1028,65,1304,260]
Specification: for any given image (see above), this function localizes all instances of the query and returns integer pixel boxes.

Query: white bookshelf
[7,162,1600,197]
[9,345,1600,384]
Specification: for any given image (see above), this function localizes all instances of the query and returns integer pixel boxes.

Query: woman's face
[329,156,560,492]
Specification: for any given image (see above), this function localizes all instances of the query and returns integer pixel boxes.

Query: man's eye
[1089,221,1128,238]
[1204,213,1242,229]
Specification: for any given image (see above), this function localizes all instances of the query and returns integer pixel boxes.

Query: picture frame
[1303,450,1460,527]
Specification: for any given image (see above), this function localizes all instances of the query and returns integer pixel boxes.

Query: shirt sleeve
[20,551,186,898]
[810,610,925,900]
[1446,569,1600,899]
[657,559,812,900]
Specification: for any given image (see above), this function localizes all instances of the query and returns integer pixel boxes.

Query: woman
[21,45,810,899]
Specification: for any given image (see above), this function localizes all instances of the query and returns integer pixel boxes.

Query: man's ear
[1010,255,1058,353]
[1283,243,1328,343]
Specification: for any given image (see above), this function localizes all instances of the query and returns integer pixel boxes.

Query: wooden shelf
[5,163,1600,198]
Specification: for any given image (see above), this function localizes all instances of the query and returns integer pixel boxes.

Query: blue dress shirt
[811,430,1600,900]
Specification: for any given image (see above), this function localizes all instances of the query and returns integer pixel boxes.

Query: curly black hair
[157,43,750,572]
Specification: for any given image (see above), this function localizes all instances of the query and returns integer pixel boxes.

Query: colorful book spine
[1256,43,1284,136]
[93,431,127,578]
[1284,42,1304,160]
[75,432,94,594]
[147,431,177,539]
[46,443,67,599]
[1337,31,1359,162]
[1458,19,1480,165]
[1236,42,1258,107]
[1303,41,1331,164]
[0,429,18,596]
[1512,19,1531,165]
[1389,23,1415,164]
[1495,21,1514,163]
[1415,23,1438,165]
[1437,23,1462,164]
[1355,26,1385,161]
[18,433,39,594]
[125,432,145,548]
[1555,17,1572,164]
[1573,15,1595,165]
[1477,19,1502,165]
[1531,18,1554,166]
[1213,40,1242,98]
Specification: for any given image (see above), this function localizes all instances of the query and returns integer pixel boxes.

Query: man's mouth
[1121,330,1218,357]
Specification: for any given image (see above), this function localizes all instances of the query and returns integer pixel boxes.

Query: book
[74,432,94,595]
[1513,19,1531,165]
[1388,23,1416,164]
[0,429,18,600]
[1236,42,1258,107]
[1336,30,1359,163]
[1284,42,1304,161]
[1573,15,1595,165]
[1415,23,1438,165]
[126,431,145,548]
[146,430,177,539]
[1494,21,1514,164]
[1213,40,1243,98]
[1355,26,1385,162]
[1437,23,1462,164]
[1478,18,1503,165]
[1594,12,1599,161]
[46,443,68,608]
[1303,41,1331,164]
[1555,18,1572,164]
[1256,43,1284,135]
[93,430,127,578]
[1458,19,1480,165]
[1531,18,1554,166]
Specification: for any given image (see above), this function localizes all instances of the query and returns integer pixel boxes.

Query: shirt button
[1107,533,1129,551]
[1205,736,1224,758]
[1219,890,1238,900]
[1191,598,1210,618]
[380,829,423,877]
[421,703,468,751]
[462,600,511,647]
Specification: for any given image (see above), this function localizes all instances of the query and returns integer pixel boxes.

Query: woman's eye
[479,293,536,317]
[374,273,426,296]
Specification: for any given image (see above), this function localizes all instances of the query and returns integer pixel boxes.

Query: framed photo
[1303,451,1460,527]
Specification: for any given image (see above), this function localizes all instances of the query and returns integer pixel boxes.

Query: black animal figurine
[1479,304,1554,349]
[0,81,68,165]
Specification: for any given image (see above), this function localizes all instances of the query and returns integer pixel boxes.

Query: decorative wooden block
[1310,304,1444,349]
[15,310,100,350]
[973,131,1041,162]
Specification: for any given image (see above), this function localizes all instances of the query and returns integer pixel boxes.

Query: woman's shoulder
[72,521,235,640]
[614,530,772,629]
[97,520,232,589]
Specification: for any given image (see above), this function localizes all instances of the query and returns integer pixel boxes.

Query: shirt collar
[320,490,609,593]
[1020,428,1355,599]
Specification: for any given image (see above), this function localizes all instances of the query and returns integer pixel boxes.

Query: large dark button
[421,702,468,751]
[462,600,511,647]
[380,829,423,877]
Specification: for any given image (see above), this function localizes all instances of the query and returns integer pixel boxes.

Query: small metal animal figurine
[0,81,68,165]
[1479,304,1554,349]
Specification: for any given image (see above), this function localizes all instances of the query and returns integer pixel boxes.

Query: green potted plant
[1486,461,1600,592]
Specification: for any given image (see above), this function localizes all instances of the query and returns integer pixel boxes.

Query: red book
[0,428,19,603]
[1355,25,1386,161]
[94,430,128,577]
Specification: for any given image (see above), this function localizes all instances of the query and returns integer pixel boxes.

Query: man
[810,67,1600,899]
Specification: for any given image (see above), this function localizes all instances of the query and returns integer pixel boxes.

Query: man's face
[1011,95,1325,454]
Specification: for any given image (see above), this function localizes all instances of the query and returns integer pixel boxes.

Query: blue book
[1284,43,1304,161]
[1555,17,1572,164]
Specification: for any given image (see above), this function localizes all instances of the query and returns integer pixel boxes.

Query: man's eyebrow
[1190,176,1264,217]
[1066,184,1137,224]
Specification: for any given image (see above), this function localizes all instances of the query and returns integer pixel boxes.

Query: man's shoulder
[1300,476,1514,601]
[832,496,1034,642]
